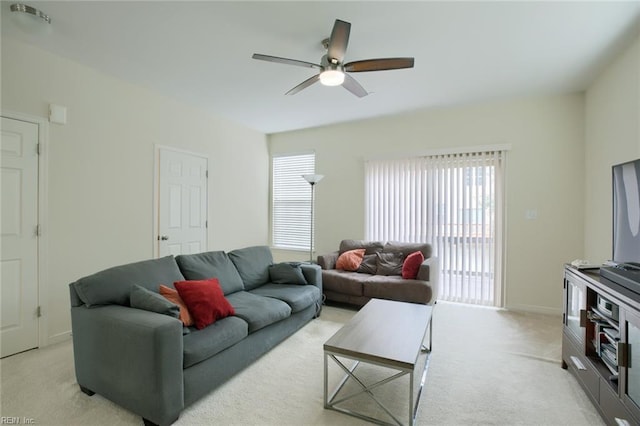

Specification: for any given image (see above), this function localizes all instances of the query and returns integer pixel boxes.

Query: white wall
[584,33,640,262]
[1,39,270,343]
[270,94,585,314]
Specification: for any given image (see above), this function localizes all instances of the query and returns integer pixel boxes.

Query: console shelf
[562,265,640,426]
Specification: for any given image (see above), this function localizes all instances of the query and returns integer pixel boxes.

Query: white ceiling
[2,1,640,134]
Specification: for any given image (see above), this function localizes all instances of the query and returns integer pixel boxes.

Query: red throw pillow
[159,285,194,327]
[173,278,235,329]
[336,248,366,271]
[402,251,425,279]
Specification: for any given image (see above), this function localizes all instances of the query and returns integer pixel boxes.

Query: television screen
[612,158,640,266]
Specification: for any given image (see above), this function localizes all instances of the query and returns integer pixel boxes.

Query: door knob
[158,235,169,241]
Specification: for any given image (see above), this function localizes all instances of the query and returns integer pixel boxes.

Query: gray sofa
[69,245,322,426]
[318,239,438,306]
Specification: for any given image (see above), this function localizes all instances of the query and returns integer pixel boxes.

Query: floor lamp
[302,174,324,263]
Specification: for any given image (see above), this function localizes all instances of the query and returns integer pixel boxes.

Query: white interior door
[1,117,39,358]
[157,147,208,257]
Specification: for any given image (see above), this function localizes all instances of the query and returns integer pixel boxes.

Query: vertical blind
[365,151,505,306]
[272,153,315,250]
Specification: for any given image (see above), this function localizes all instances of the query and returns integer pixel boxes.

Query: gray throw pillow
[357,254,378,274]
[130,284,180,318]
[376,252,404,276]
[269,263,308,285]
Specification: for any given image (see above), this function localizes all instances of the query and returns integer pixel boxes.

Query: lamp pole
[302,174,324,263]
[309,182,316,263]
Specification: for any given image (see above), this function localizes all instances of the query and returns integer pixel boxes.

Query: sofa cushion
[159,285,194,326]
[362,274,433,304]
[175,251,244,295]
[336,249,366,271]
[357,254,378,274]
[250,284,320,313]
[339,239,384,255]
[269,263,308,285]
[130,285,180,319]
[402,251,425,279]
[225,291,291,333]
[174,278,235,330]
[228,246,273,290]
[376,252,404,276]
[73,256,185,307]
[182,316,248,368]
[321,270,365,296]
[383,242,432,260]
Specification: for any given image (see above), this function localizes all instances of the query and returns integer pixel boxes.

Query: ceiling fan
[252,19,414,98]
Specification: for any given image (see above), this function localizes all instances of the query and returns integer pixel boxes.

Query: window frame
[270,152,316,251]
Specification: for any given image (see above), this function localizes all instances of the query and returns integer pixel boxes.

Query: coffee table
[324,298,433,426]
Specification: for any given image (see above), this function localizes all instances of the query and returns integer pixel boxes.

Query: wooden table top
[324,299,433,370]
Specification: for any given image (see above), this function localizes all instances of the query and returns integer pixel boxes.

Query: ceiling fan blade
[285,74,320,96]
[344,57,415,72]
[252,53,321,69]
[327,19,351,63]
[342,73,368,98]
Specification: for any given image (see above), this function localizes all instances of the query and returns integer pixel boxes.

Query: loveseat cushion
[225,291,291,333]
[182,316,248,368]
[228,246,273,290]
[383,242,432,260]
[321,270,365,296]
[375,252,404,276]
[73,256,185,307]
[339,239,384,255]
[176,251,244,295]
[362,274,433,304]
[250,284,320,313]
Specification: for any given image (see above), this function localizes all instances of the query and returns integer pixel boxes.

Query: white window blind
[272,153,315,250]
[365,151,505,306]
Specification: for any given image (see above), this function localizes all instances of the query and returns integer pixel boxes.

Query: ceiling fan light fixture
[319,69,345,86]
[10,3,51,24]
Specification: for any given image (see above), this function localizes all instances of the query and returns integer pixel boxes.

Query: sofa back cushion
[228,246,273,290]
[382,242,432,259]
[339,239,384,255]
[176,251,244,295]
[72,256,185,307]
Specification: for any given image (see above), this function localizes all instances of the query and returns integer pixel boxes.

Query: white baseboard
[46,331,72,346]
[506,303,562,316]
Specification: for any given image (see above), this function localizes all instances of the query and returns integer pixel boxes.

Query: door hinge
[36,143,41,155]
[206,170,209,178]
[36,306,42,317]
[35,224,42,237]
[206,220,208,228]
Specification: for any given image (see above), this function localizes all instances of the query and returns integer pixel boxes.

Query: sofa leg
[79,385,95,396]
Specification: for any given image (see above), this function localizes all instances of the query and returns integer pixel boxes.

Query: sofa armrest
[301,263,322,293]
[417,256,439,302]
[71,304,183,425]
[317,251,339,270]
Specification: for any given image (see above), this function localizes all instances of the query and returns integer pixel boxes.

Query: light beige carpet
[1,302,603,425]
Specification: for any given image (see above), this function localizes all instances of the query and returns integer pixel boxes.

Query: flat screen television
[601,158,640,293]
[612,158,640,267]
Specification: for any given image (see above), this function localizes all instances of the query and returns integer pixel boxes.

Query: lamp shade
[302,174,324,184]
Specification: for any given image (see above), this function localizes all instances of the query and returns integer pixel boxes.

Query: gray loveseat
[69,245,322,426]
[318,239,438,306]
